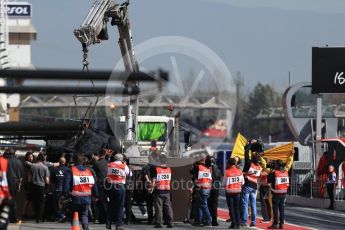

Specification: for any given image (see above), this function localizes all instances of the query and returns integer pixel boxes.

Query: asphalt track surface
[217,195,345,230]
[8,196,345,230]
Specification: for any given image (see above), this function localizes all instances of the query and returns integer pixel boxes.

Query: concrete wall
[7,44,32,68]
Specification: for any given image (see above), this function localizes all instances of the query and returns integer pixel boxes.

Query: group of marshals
[105,152,174,229]
[224,139,290,229]
[0,142,290,230]
[62,150,174,230]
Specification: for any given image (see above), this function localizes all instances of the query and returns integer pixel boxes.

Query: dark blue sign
[7,4,31,17]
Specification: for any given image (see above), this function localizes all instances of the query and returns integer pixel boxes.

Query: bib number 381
[80,176,90,184]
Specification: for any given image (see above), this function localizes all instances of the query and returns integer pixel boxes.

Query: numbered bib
[73,175,95,186]
[248,168,261,177]
[227,176,242,185]
[108,167,125,177]
[157,173,171,181]
[198,171,211,180]
[276,176,289,185]
[0,172,8,187]
[227,175,243,185]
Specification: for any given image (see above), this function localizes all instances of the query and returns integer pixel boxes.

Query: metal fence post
[310,175,313,199]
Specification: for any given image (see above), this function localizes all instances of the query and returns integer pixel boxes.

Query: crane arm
[74,0,139,143]
[74,0,114,48]
[108,1,139,72]
[74,0,138,73]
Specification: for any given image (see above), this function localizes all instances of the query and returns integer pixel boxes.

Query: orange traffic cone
[71,212,81,230]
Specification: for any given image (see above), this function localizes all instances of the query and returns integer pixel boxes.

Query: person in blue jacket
[325,164,337,210]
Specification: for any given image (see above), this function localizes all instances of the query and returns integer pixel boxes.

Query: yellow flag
[231,133,248,159]
[262,142,294,170]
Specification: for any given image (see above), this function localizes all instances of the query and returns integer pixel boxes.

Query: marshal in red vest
[71,166,95,197]
[156,167,171,190]
[197,164,212,189]
[271,170,289,194]
[225,166,243,194]
[107,162,126,184]
[245,163,261,184]
[0,157,11,202]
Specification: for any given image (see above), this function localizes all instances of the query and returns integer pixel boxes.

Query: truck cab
[116,116,178,159]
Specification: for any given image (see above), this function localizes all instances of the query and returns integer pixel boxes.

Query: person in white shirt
[105,154,131,230]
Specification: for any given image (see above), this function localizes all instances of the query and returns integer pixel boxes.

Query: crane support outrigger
[74,0,139,144]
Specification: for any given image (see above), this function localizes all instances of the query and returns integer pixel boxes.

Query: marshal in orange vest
[246,163,261,184]
[225,166,243,194]
[0,157,11,202]
[197,164,212,189]
[71,166,95,197]
[271,170,289,194]
[107,162,126,184]
[156,167,171,190]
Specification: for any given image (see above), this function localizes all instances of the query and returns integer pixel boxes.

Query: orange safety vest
[246,163,261,184]
[225,166,243,194]
[107,162,126,184]
[197,164,212,189]
[260,171,268,186]
[271,170,289,194]
[156,167,171,190]
[71,166,95,197]
[0,157,11,201]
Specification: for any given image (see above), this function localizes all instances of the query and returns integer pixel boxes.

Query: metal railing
[288,177,345,201]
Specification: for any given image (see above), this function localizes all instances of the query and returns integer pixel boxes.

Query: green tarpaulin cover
[138,122,166,141]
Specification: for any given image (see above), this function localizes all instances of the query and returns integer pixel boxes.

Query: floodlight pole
[315,95,323,176]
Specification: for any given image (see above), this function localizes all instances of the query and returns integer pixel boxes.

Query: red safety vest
[225,166,243,194]
[156,167,171,190]
[107,162,126,184]
[260,171,268,186]
[0,157,11,202]
[197,164,212,189]
[246,163,261,184]
[271,170,289,194]
[71,166,95,197]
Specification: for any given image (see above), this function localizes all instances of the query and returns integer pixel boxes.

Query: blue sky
[28,0,345,92]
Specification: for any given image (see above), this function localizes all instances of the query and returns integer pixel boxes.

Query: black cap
[228,158,236,166]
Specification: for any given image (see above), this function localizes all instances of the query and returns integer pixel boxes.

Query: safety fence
[288,177,345,201]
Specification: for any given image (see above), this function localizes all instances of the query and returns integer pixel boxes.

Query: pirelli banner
[312,47,345,94]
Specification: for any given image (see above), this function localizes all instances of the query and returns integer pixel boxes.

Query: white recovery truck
[115,115,183,166]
